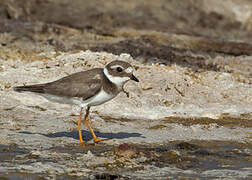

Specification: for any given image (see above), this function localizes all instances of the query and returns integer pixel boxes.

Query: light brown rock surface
[0,50,251,179]
[0,0,252,179]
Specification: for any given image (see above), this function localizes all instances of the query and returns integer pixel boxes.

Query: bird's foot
[79,139,85,146]
[93,138,111,143]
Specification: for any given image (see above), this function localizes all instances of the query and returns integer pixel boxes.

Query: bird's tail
[13,84,45,93]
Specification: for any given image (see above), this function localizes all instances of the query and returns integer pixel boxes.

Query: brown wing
[43,68,103,100]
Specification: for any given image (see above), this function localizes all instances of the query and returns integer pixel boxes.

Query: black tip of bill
[131,74,139,82]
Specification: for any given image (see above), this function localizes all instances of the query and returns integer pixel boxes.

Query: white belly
[84,89,117,107]
[37,89,117,108]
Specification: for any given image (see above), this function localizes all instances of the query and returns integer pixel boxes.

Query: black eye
[116,67,123,72]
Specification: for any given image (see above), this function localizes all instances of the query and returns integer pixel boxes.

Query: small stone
[0,65,4,72]
[232,148,241,153]
[118,143,132,151]
[141,83,153,91]
[114,143,137,159]
[30,61,44,68]
[37,63,46,69]
[149,125,166,130]
[117,149,136,159]
[164,100,172,106]
[82,150,94,160]
[4,82,11,89]
[28,150,42,159]
[135,156,147,163]
[160,150,181,163]
[167,150,180,158]
[45,61,60,68]
[176,142,200,150]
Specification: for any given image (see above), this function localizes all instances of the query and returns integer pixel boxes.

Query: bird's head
[103,60,139,86]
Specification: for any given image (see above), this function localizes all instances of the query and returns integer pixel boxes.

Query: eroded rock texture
[0,0,251,179]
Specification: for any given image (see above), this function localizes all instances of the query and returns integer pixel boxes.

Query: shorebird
[14,60,139,144]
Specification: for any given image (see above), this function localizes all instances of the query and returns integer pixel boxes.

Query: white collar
[103,68,130,85]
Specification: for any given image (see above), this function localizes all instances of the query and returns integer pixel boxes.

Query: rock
[162,150,180,159]
[0,1,252,178]
[27,150,42,159]
[135,156,148,163]
[114,143,137,159]
[79,150,94,161]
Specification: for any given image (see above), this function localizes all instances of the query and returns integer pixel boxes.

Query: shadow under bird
[14,60,139,144]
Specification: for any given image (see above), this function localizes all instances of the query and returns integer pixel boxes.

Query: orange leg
[77,108,84,145]
[84,107,110,143]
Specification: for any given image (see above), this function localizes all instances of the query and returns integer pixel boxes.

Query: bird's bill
[130,74,139,82]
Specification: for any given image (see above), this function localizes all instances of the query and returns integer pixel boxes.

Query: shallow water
[0,140,251,179]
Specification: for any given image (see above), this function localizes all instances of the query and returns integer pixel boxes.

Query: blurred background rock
[1,0,252,75]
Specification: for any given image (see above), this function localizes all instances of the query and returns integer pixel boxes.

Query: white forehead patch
[103,68,130,85]
[125,67,133,73]
[111,65,123,69]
